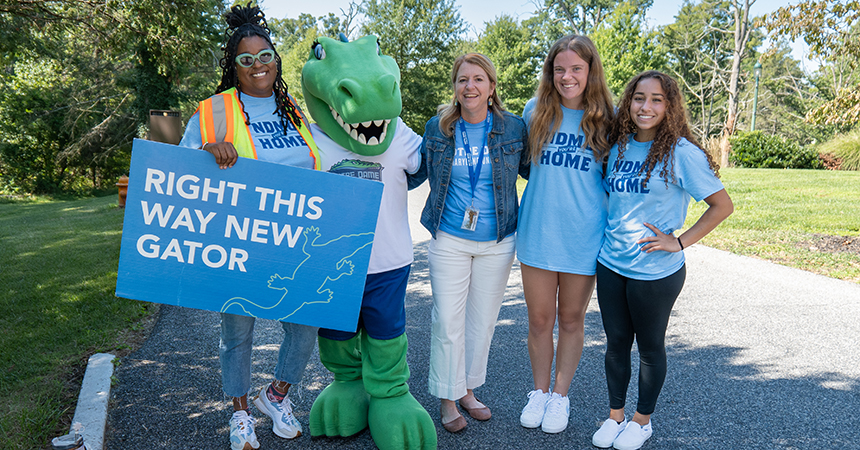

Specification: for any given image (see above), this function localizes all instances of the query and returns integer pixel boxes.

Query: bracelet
[677,237,684,250]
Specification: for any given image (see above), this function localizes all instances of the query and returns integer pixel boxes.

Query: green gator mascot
[301,34,437,450]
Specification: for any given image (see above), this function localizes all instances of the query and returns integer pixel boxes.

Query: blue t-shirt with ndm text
[598,137,724,280]
[516,98,608,275]
[439,119,497,242]
[179,92,315,169]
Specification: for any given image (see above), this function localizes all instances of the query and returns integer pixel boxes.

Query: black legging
[596,262,686,415]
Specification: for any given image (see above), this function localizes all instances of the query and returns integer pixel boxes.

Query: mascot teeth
[330,106,390,146]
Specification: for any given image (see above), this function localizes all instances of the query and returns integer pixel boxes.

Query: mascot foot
[309,379,369,437]
[368,392,437,450]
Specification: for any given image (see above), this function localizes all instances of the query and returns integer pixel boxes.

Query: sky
[263,0,811,67]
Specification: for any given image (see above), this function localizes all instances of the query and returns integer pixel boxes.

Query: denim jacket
[408,110,530,243]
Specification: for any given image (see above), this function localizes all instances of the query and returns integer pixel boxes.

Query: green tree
[661,0,734,141]
[268,13,323,113]
[0,2,134,192]
[591,1,666,97]
[476,15,541,115]
[107,0,224,122]
[738,41,832,145]
[361,0,466,131]
[0,0,223,194]
[523,8,568,59]
[541,0,653,35]
[717,0,758,167]
[269,13,318,49]
[763,0,860,127]
[268,3,362,114]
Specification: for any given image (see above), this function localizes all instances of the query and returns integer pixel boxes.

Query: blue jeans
[219,313,318,398]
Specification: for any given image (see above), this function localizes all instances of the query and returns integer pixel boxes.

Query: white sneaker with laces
[519,389,550,428]
[592,418,628,448]
[229,410,260,450]
[540,392,570,433]
[252,385,303,439]
[613,421,653,450]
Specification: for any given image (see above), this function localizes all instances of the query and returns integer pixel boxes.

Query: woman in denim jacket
[409,53,530,433]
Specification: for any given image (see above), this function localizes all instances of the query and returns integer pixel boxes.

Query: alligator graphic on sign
[220,226,374,320]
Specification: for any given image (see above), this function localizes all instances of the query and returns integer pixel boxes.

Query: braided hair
[216,3,302,132]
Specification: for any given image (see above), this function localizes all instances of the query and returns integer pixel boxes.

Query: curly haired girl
[609,70,719,187]
[592,70,733,450]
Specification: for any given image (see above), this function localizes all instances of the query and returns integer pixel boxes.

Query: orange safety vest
[196,87,321,170]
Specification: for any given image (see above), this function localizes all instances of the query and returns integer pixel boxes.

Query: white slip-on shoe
[592,418,628,448]
[613,421,653,450]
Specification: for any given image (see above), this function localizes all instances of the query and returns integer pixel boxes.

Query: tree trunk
[721,0,754,167]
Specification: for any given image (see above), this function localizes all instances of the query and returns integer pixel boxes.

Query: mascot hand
[309,379,370,438]
[368,392,437,450]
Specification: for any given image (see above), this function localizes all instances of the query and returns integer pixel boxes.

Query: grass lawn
[0,194,154,450]
[686,168,860,282]
[517,168,860,282]
[1,168,857,449]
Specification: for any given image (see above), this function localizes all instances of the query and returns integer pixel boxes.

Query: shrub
[817,128,860,171]
[729,131,823,169]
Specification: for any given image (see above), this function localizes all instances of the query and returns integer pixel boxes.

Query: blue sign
[116,139,383,332]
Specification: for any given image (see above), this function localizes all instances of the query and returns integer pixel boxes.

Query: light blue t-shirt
[179,92,315,169]
[516,98,608,275]
[439,119,497,242]
[597,137,724,280]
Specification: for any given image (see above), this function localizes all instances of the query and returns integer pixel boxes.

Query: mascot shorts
[319,264,411,341]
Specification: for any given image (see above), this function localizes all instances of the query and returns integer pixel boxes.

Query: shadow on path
[107,241,860,449]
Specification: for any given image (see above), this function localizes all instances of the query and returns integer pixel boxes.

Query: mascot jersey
[301,34,437,450]
[516,98,608,275]
[312,118,422,274]
[179,93,315,169]
[598,137,724,280]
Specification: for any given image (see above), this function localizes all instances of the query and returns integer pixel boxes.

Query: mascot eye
[376,39,381,55]
[312,42,326,60]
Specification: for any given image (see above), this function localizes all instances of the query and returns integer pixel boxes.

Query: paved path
[106,184,860,449]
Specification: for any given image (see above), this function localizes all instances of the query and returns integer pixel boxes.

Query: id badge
[461,206,479,231]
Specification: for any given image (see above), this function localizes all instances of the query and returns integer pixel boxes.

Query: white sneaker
[519,389,550,428]
[593,418,628,448]
[229,410,260,450]
[540,393,570,433]
[613,421,653,450]
[252,385,303,439]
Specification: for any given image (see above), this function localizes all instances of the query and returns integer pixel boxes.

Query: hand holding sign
[116,139,383,332]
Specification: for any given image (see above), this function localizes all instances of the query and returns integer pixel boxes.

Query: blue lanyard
[457,112,493,199]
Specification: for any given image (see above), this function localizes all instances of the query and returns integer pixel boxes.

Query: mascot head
[302,34,401,156]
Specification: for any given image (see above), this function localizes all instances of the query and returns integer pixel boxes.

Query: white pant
[428,230,516,400]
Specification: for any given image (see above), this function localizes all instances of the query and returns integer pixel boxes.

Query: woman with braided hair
[179,4,320,450]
